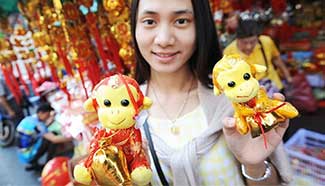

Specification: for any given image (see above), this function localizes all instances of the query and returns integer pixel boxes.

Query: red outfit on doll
[85,127,149,172]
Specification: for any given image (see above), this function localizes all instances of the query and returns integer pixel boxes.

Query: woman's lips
[152,51,179,63]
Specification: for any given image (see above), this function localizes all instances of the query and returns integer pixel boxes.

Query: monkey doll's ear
[253,64,267,74]
[213,85,221,95]
[84,97,96,112]
[142,96,153,110]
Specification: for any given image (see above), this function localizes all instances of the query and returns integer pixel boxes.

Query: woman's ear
[83,98,96,112]
[142,97,153,110]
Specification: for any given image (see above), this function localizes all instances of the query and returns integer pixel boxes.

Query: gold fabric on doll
[91,144,132,186]
[212,55,298,139]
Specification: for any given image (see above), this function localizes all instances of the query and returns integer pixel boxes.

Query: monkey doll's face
[217,61,259,103]
[95,85,139,130]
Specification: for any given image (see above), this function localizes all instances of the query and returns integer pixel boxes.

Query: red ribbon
[49,64,60,84]
[105,34,124,73]
[118,74,139,116]
[253,103,286,149]
[56,42,73,76]
[87,59,101,88]
[86,13,110,73]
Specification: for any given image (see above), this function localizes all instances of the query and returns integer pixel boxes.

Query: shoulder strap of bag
[143,120,169,186]
[258,38,269,76]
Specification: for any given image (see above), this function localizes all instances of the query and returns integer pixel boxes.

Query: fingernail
[228,117,235,124]
[224,117,235,128]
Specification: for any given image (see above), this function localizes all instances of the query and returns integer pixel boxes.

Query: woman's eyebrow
[139,10,157,16]
[139,9,193,15]
[174,9,193,15]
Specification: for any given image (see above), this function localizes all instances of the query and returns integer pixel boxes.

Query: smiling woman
[130,0,294,186]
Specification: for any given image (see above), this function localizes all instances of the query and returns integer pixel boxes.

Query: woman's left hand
[222,93,289,167]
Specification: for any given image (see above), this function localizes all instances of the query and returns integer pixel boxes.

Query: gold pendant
[170,125,180,135]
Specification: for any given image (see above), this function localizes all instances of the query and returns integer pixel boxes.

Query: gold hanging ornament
[103,0,136,76]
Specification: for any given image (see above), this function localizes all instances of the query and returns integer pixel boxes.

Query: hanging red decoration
[271,0,287,16]
[15,63,30,96]
[25,63,40,96]
[1,64,22,104]
[49,63,60,84]
[105,33,124,74]
[56,42,74,76]
[85,13,110,73]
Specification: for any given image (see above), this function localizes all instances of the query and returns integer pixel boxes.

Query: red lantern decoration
[41,157,71,186]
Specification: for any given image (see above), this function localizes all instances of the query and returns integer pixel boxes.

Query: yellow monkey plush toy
[73,74,152,186]
[212,55,298,144]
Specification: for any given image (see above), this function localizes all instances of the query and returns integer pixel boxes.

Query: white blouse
[147,106,244,186]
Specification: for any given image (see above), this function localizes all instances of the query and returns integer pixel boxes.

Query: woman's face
[236,36,258,55]
[135,0,196,74]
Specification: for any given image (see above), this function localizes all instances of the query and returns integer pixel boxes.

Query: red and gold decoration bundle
[0,37,24,104]
[1,0,137,103]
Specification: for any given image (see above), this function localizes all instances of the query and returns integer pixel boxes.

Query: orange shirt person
[223,18,292,91]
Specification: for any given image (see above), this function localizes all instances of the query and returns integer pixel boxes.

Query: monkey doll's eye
[243,73,251,80]
[227,81,236,87]
[121,99,130,107]
[104,99,111,107]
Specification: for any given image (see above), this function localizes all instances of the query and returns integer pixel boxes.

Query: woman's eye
[175,18,189,25]
[143,19,156,25]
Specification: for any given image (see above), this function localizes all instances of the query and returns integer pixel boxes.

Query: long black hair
[131,0,222,88]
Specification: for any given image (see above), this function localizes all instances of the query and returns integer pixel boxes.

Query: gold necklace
[150,78,194,135]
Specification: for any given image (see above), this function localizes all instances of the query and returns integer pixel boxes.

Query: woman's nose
[154,24,175,47]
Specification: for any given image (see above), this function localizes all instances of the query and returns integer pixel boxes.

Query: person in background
[223,18,292,95]
[131,0,292,185]
[0,76,24,125]
[16,102,73,171]
[219,11,239,49]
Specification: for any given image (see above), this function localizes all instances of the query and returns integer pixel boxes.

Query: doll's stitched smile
[236,88,254,98]
[108,118,126,125]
